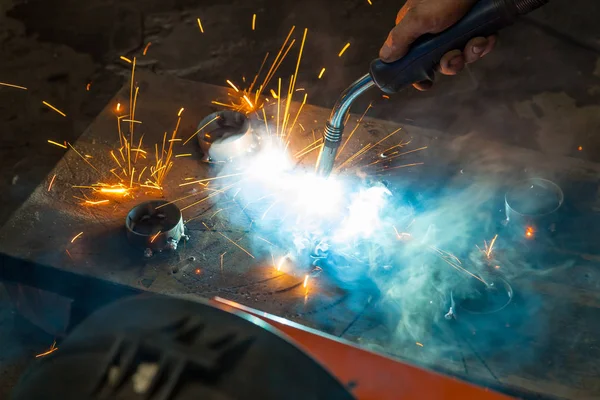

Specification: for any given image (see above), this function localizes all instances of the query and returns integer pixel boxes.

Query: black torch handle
[369,0,548,94]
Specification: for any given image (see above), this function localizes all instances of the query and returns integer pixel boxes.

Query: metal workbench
[1,71,600,400]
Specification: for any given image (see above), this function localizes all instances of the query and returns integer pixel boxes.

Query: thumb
[379,13,428,62]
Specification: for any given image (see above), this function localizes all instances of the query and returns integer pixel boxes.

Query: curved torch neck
[316,74,375,177]
[328,74,374,133]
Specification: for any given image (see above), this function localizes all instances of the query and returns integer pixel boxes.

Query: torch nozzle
[316,74,375,177]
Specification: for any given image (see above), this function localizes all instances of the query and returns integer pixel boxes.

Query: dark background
[0,0,599,396]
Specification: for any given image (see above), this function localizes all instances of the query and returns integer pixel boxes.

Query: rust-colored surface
[214,297,513,400]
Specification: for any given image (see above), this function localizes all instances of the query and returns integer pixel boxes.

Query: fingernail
[473,45,485,55]
[380,45,392,60]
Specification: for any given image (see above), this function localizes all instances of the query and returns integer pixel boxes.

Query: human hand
[379,0,497,90]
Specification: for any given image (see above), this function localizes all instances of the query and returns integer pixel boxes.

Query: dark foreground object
[11,296,354,400]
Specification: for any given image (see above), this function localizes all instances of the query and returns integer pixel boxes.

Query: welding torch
[316,0,549,177]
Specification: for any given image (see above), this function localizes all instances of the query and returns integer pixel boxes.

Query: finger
[395,5,409,25]
[413,80,434,91]
[439,49,465,75]
[380,11,429,62]
[481,34,497,57]
[464,37,490,64]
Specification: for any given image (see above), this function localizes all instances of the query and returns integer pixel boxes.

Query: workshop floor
[0,0,599,397]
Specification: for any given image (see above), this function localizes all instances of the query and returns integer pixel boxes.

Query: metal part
[12,296,355,400]
[451,277,513,319]
[505,178,563,236]
[315,74,374,177]
[197,110,256,162]
[125,200,188,256]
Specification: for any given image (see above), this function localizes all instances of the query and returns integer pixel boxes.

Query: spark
[281,28,308,140]
[303,274,309,288]
[286,92,308,141]
[120,56,132,64]
[217,231,255,258]
[65,249,73,260]
[178,107,185,117]
[243,95,254,109]
[226,80,240,92]
[381,138,412,155]
[86,82,91,91]
[295,138,323,158]
[338,42,351,57]
[70,232,83,243]
[485,234,498,259]
[137,166,147,183]
[525,226,534,239]
[47,140,67,149]
[195,268,201,275]
[99,187,129,194]
[47,174,57,191]
[257,236,276,247]
[143,42,152,55]
[416,342,423,347]
[276,256,286,271]
[210,208,225,218]
[276,78,281,135]
[110,150,123,168]
[578,146,583,151]
[140,184,162,190]
[270,89,278,99]
[372,127,402,149]
[150,230,161,243]
[0,81,27,90]
[116,103,121,112]
[110,169,123,181]
[68,143,101,173]
[35,340,58,358]
[178,181,241,211]
[382,95,390,99]
[129,167,135,188]
[430,246,488,286]
[261,200,279,220]
[197,18,204,33]
[318,67,326,79]
[179,173,246,187]
[128,58,137,177]
[122,119,142,124]
[337,103,372,159]
[262,108,270,136]
[336,143,373,171]
[375,162,424,173]
[297,143,323,159]
[252,13,256,30]
[175,153,192,158]
[392,225,401,239]
[220,252,226,272]
[42,101,66,117]
[183,115,219,145]
[83,199,109,206]
[368,146,428,166]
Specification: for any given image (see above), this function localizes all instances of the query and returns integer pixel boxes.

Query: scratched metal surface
[2,71,600,399]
